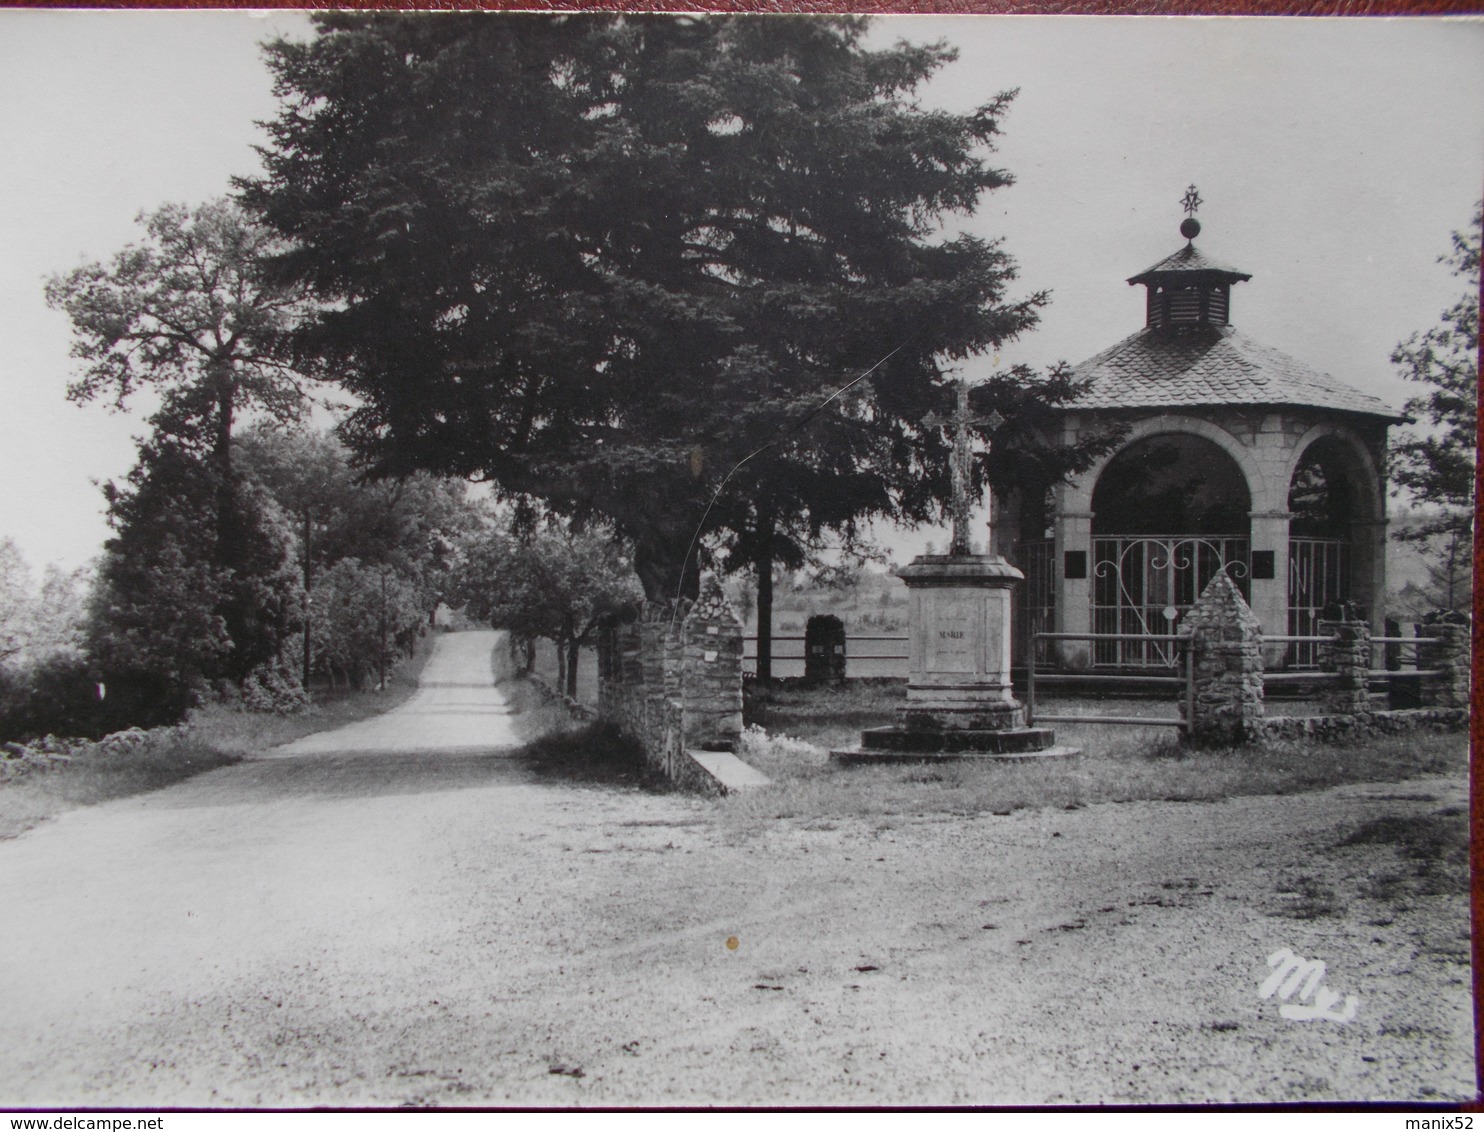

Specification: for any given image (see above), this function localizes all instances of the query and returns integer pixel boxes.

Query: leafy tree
[457,519,643,697]
[0,540,84,678]
[236,426,347,684]
[46,199,314,582]
[1392,531,1472,619]
[30,563,91,663]
[316,469,478,618]
[310,557,423,690]
[1390,202,1480,613]
[0,539,34,666]
[238,424,481,685]
[244,13,1050,610]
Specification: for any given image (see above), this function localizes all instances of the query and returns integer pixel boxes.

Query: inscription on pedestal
[926,597,977,673]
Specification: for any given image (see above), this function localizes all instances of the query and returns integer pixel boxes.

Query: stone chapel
[991,199,1400,672]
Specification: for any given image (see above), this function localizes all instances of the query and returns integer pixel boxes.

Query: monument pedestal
[832,554,1077,764]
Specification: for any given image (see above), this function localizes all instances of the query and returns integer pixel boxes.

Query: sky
[0,11,1480,573]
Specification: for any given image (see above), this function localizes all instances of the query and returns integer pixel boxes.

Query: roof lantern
[1128,185,1252,331]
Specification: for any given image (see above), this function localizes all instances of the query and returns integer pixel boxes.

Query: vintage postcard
[0,9,1477,1111]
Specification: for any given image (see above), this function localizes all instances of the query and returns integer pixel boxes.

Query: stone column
[1420,613,1471,709]
[1056,509,1094,669]
[1319,613,1372,717]
[896,553,1024,731]
[1247,509,1291,667]
[1351,518,1389,625]
[1177,572,1265,745]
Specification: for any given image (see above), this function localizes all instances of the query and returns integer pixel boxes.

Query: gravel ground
[0,630,1472,1108]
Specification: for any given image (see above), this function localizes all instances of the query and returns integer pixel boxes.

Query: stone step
[830,745,1082,766]
[685,749,772,793]
[860,725,1057,754]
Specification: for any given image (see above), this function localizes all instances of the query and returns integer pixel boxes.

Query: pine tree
[244,14,1055,603]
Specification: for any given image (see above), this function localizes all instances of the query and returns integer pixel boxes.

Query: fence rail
[742,624,1450,695]
[741,633,909,677]
[1028,632,1191,732]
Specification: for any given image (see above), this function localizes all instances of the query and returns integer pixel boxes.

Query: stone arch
[1071,417,1260,666]
[1284,421,1388,631]
[1061,414,1265,516]
[1093,433,1252,536]
[1285,422,1385,524]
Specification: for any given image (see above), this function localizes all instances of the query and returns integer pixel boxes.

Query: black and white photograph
[0,8,1478,1109]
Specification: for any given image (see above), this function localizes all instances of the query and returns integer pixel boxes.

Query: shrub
[240,656,311,714]
[0,654,197,744]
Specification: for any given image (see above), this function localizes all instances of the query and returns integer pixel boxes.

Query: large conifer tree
[245,14,1051,602]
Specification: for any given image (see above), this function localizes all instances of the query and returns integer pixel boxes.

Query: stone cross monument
[832,374,1073,763]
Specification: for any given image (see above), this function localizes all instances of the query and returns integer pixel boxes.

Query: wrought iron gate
[1091,536,1250,667]
[1287,538,1349,668]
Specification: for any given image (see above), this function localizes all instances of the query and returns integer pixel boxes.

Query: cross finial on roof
[1181,184,1203,217]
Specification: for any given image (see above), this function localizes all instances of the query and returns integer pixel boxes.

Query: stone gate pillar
[1420,611,1471,709]
[1319,608,1371,717]
[681,577,744,751]
[1178,572,1265,745]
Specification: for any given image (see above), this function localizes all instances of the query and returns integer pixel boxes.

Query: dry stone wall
[1257,707,1468,742]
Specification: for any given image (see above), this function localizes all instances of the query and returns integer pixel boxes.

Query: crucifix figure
[923,374,1004,556]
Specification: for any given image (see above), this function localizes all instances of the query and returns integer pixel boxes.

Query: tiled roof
[1065,324,1399,419]
[1127,244,1252,284]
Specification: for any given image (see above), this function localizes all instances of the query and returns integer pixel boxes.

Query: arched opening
[1093,434,1251,536]
[1089,434,1253,666]
[1288,436,1356,538]
[1287,436,1357,660]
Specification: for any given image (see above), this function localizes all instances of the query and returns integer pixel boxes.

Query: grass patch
[745,680,908,752]
[726,683,1468,827]
[501,675,601,748]
[193,628,441,756]
[0,630,440,841]
[0,729,243,841]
